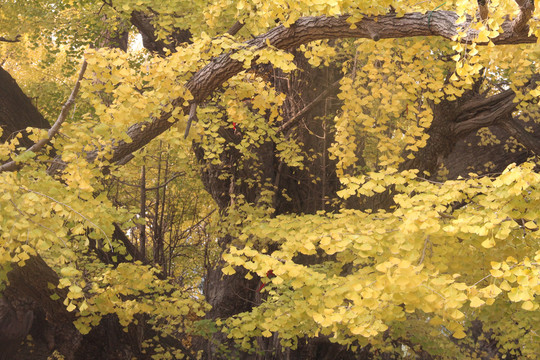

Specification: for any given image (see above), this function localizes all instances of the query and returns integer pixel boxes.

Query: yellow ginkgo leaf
[469,296,485,308]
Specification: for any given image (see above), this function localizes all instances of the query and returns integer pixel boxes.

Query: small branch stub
[184,102,198,139]
[367,26,380,41]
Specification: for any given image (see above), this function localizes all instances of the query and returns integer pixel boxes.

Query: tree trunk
[0,66,50,146]
[194,61,539,359]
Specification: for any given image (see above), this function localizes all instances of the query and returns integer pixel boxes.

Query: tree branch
[512,0,535,33]
[452,90,516,137]
[452,75,539,137]
[0,35,21,43]
[499,116,540,155]
[130,11,192,55]
[477,0,489,21]
[112,171,185,190]
[0,66,50,145]
[187,12,536,104]
[112,223,144,262]
[226,21,244,36]
[0,60,87,173]
[278,79,341,134]
[184,102,198,139]
[49,11,537,173]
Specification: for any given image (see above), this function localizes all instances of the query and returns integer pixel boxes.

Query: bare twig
[417,236,431,265]
[178,209,216,239]
[470,273,492,288]
[113,171,185,190]
[278,79,341,134]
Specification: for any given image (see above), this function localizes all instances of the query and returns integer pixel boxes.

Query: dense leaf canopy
[0,0,539,359]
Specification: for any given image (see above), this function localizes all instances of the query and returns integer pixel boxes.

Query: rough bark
[0,295,34,360]
[193,53,353,359]
[194,73,540,359]
[444,124,534,179]
[403,79,540,178]
[3,255,81,360]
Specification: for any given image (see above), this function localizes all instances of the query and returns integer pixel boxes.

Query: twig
[112,171,185,190]
[9,199,67,247]
[178,209,216,238]
[19,186,113,249]
[417,236,431,265]
[470,274,492,288]
[278,79,341,134]
[0,35,21,43]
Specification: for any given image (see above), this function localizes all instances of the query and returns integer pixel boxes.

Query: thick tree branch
[49,11,537,173]
[186,12,536,104]
[112,223,144,262]
[452,75,539,138]
[512,0,535,33]
[0,66,50,145]
[452,90,516,137]
[130,11,192,56]
[499,116,540,155]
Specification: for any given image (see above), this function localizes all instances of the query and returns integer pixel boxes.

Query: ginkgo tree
[0,0,539,359]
